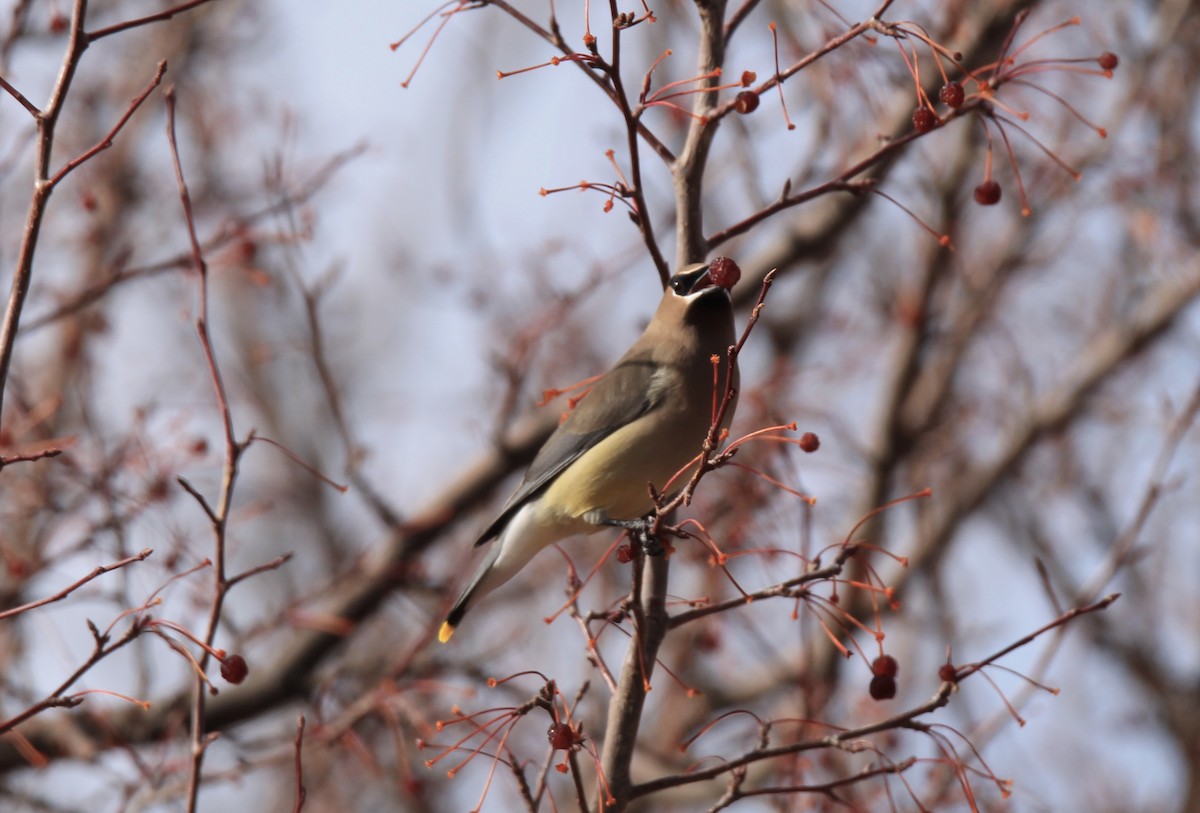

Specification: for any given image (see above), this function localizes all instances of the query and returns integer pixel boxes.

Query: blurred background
[0,0,1197,810]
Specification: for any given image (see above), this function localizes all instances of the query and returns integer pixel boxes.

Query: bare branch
[87,0,224,42]
[0,548,153,620]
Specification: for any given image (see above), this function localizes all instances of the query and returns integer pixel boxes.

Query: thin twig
[0,549,153,620]
[0,622,143,735]
[87,0,222,41]
[0,0,90,436]
[48,60,166,185]
[631,595,1118,798]
[292,714,307,813]
[165,85,247,813]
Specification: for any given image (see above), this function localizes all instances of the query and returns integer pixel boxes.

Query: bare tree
[0,0,1196,811]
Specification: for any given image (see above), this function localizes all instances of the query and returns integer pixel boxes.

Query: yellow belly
[540,414,706,523]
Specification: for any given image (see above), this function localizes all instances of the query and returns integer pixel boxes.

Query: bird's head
[661,258,740,335]
[668,257,742,300]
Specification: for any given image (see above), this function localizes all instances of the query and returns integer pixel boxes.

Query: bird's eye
[670,264,711,295]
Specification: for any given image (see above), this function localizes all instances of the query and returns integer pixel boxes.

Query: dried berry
[616,544,633,564]
[799,432,820,453]
[974,180,1002,206]
[938,662,958,683]
[872,654,899,678]
[869,674,896,700]
[547,721,576,750]
[1098,52,1118,71]
[220,653,249,684]
[733,91,759,114]
[708,256,742,289]
[912,106,938,133]
[939,82,965,108]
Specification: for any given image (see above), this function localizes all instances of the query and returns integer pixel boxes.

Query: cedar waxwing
[438,262,739,643]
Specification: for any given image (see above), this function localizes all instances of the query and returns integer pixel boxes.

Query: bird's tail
[438,595,471,642]
[438,559,488,642]
[437,502,577,643]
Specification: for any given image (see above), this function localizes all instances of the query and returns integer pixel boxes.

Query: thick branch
[673,0,728,268]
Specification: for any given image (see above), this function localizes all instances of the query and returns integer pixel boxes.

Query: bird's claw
[602,516,663,556]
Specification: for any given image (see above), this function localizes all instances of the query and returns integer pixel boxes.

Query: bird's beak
[672,263,714,296]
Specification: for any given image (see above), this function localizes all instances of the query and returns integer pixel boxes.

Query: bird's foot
[602,516,664,556]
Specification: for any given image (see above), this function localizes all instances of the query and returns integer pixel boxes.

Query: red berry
[708,256,742,289]
[695,629,721,652]
[6,556,29,579]
[872,654,899,678]
[938,82,965,108]
[740,70,757,87]
[220,653,249,684]
[733,91,759,114]
[1098,52,1118,71]
[616,544,633,564]
[869,675,896,700]
[974,180,1002,205]
[799,432,820,453]
[938,662,958,683]
[235,237,258,264]
[912,106,938,133]
[547,722,576,750]
[147,476,170,502]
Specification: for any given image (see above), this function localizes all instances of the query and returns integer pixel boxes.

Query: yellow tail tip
[437,621,455,643]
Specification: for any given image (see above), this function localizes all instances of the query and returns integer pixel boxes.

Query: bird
[438,261,739,643]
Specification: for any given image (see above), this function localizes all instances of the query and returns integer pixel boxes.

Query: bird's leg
[601,516,664,556]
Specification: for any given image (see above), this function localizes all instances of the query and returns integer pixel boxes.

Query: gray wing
[474,357,661,546]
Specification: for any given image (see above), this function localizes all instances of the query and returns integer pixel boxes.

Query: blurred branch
[0,620,144,736]
[87,0,222,41]
[0,548,152,620]
[292,714,307,813]
[0,445,63,470]
[631,594,1117,800]
[301,269,403,529]
[0,0,216,439]
[0,0,91,437]
[0,407,558,773]
[165,85,250,813]
[22,143,368,334]
[47,60,166,185]
[917,263,1200,566]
